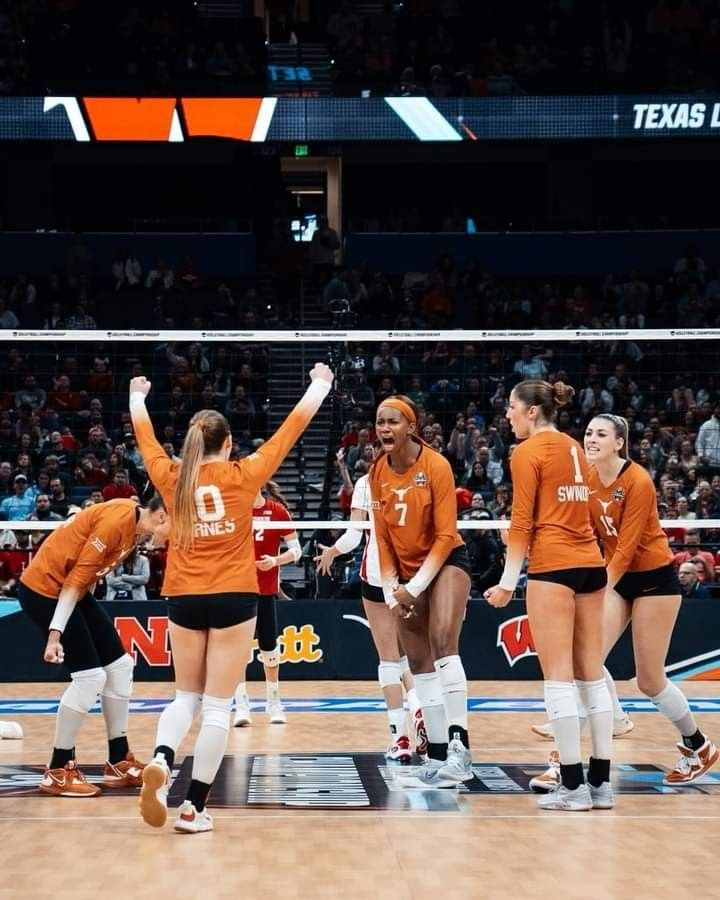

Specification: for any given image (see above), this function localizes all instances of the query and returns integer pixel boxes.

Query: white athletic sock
[603,665,626,721]
[435,655,468,731]
[651,681,699,738]
[266,680,280,700]
[576,678,613,761]
[573,683,588,733]
[155,690,201,754]
[235,682,247,699]
[388,706,407,738]
[545,680,582,766]
[406,687,420,716]
[191,695,232,785]
[53,704,85,751]
[413,671,448,748]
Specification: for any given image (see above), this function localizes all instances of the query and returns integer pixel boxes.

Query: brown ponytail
[514,379,575,424]
[174,409,230,550]
[264,479,290,510]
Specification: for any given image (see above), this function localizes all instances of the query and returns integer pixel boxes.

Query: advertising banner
[1,597,717,682]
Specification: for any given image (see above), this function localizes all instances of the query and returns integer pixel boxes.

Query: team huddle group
[7,363,718,832]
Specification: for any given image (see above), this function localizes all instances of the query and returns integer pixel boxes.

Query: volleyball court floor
[1,679,718,900]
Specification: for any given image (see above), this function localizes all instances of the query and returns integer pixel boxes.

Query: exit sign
[294,144,309,157]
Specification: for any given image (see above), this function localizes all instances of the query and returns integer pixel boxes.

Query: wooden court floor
[1,679,719,900]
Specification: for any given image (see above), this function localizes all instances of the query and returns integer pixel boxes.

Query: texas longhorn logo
[497,614,537,667]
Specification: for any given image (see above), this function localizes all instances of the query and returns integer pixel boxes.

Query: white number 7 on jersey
[394,502,408,526]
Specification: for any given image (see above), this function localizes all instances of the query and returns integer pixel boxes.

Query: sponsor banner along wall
[1,598,718,682]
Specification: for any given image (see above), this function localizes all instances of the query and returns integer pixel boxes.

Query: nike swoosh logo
[589,491,598,495]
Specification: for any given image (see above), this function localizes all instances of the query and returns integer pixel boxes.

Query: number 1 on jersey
[570,445,584,484]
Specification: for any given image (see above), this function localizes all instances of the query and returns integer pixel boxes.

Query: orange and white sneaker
[173,800,214,834]
[39,760,101,797]
[413,709,428,757]
[103,751,146,788]
[385,735,412,763]
[139,754,170,828]
[663,738,719,786]
[529,750,561,793]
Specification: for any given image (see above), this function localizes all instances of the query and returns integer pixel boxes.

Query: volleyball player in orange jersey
[233,481,301,727]
[17,497,169,797]
[583,414,717,784]
[130,363,333,834]
[315,454,426,762]
[485,380,614,811]
[369,396,473,787]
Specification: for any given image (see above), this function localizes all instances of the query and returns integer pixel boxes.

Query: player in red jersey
[233,481,300,726]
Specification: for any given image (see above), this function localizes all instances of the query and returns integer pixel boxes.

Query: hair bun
[552,381,575,408]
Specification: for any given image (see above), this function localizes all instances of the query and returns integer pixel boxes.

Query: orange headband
[379,398,416,424]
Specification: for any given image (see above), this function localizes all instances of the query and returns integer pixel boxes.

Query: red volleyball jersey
[253,499,294,596]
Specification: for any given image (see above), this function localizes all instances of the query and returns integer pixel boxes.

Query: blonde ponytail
[174,423,206,550]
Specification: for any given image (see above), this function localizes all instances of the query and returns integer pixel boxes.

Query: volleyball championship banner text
[0,598,718,682]
[5,95,720,143]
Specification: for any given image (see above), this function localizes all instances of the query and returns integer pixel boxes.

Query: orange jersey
[588,461,672,584]
[130,381,329,596]
[501,431,603,589]
[20,499,138,599]
[369,442,463,600]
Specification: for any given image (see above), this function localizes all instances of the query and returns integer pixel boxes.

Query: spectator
[673,530,716,581]
[14,375,46,412]
[310,216,341,284]
[105,549,150,601]
[0,475,36,521]
[512,344,548,381]
[0,460,12,496]
[50,475,70,519]
[101,470,139,502]
[678,561,710,600]
[695,402,720,471]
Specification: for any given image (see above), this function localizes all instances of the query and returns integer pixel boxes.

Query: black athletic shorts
[361,580,385,604]
[17,582,125,674]
[166,592,259,630]
[443,544,472,578]
[527,566,608,594]
[614,563,681,602]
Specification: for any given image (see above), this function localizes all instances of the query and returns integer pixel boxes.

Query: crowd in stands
[0,0,264,96]
[327,0,720,98]
[0,0,716,99]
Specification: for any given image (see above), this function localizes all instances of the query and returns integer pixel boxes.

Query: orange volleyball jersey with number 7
[131,384,327,596]
[507,431,603,574]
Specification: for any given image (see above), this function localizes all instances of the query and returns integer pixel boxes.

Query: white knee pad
[413,671,443,708]
[258,648,280,669]
[651,681,690,723]
[399,656,410,678]
[201,695,233,733]
[102,653,134,701]
[63,667,107,714]
[576,678,613,716]
[544,680,578,721]
[435,655,466,693]
[378,660,402,689]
